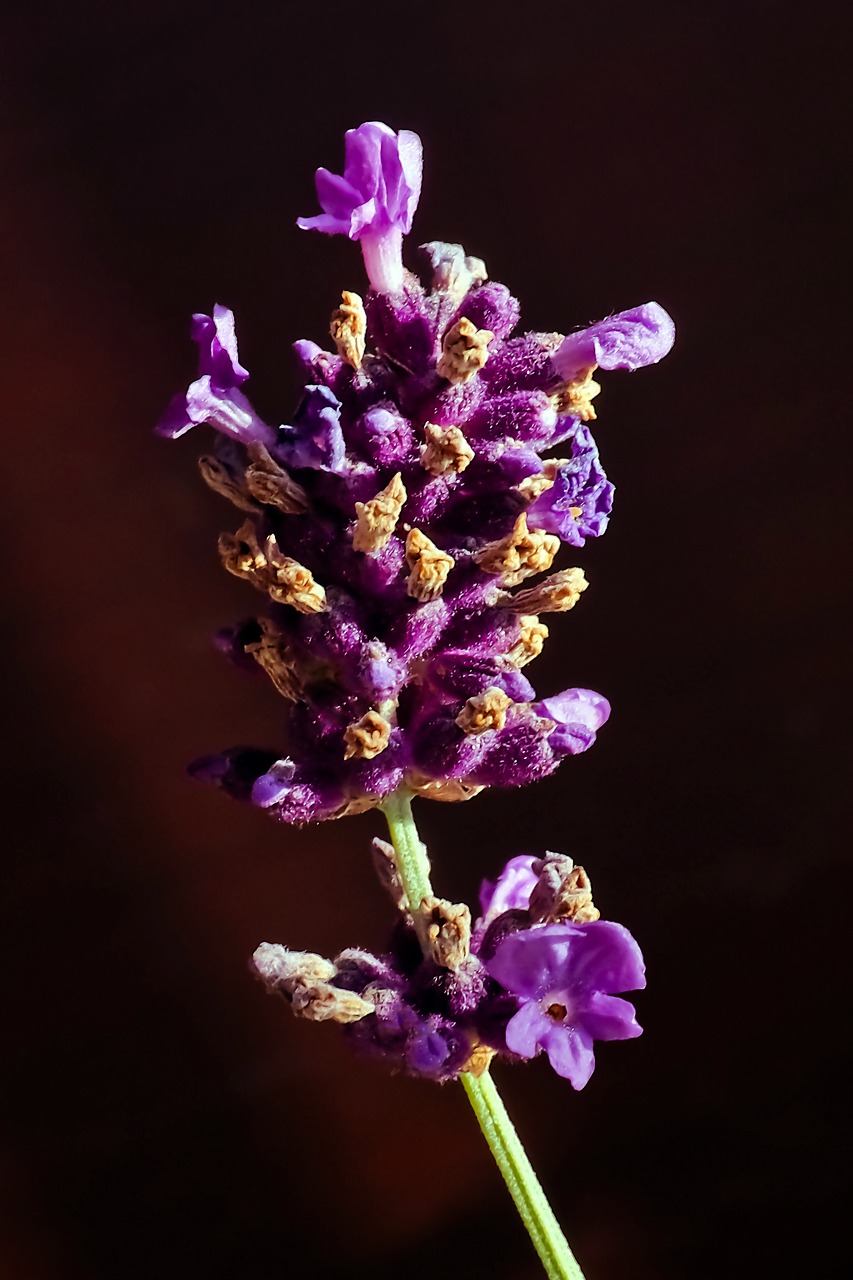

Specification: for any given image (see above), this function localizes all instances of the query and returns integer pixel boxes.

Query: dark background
[1,2,850,1277]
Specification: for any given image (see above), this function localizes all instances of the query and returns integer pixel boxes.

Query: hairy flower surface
[159,123,674,825]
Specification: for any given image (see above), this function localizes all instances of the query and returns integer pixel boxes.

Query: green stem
[379,789,586,1280]
[461,1072,585,1280]
[380,786,434,907]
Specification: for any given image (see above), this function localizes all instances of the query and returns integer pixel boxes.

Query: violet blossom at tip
[297,122,423,294]
[157,123,674,826]
[252,846,644,1090]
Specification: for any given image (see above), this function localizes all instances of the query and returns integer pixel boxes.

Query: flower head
[158,124,674,825]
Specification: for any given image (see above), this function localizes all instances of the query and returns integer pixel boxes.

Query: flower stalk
[380,789,586,1280]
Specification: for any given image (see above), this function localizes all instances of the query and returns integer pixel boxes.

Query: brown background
[1,2,850,1277]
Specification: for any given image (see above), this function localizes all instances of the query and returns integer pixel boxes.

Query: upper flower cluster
[158,123,674,825]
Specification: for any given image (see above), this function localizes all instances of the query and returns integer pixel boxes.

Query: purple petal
[395,129,423,231]
[526,423,614,546]
[313,168,364,220]
[561,921,647,997]
[297,122,423,242]
[553,302,675,381]
[191,304,249,388]
[540,1023,596,1088]
[251,758,297,807]
[573,990,643,1042]
[157,377,274,445]
[184,376,275,446]
[280,384,346,473]
[479,854,539,920]
[486,925,578,1000]
[155,391,194,439]
[504,999,550,1058]
[535,689,611,757]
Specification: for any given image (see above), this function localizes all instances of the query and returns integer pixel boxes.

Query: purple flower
[535,688,611,757]
[485,921,645,1088]
[552,302,675,382]
[156,304,274,446]
[526,423,614,545]
[298,122,423,294]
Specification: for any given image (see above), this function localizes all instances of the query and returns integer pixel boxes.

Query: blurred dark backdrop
[1,2,850,1277]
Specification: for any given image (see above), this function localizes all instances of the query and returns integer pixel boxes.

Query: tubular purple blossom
[552,302,675,382]
[297,122,423,294]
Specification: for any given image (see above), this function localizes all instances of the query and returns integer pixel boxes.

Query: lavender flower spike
[297,122,423,294]
[486,920,646,1089]
[552,302,675,382]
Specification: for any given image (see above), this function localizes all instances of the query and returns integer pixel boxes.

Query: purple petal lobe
[297,121,422,241]
[479,854,539,920]
[191,304,249,387]
[553,302,675,381]
[504,999,550,1058]
[540,1023,596,1087]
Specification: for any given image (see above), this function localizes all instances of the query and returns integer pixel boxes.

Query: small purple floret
[298,122,423,294]
[485,921,645,1088]
[156,305,274,445]
[536,688,611,757]
[552,302,675,382]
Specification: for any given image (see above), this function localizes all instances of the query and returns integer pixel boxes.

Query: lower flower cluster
[253,847,645,1090]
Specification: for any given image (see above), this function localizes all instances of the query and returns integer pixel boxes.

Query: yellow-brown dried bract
[292,984,376,1023]
[420,423,475,476]
[252,943,375,1024]
[456,686,512,735]
[504,615,549,668]
[516,473,554,502]
[462,1042,497,1077]
[244,442,309,514]
[330,289,367,370]
[554,365,602,422]
[353,472,407,553]
[405,773,484,803]
[244,617,302,700]
[405,528,455,601]
[265,537,328,613]
[475,513,560,587]
[503,567,589,614]
[343,709,393,760]
[437,316,494,384]
[218,520,270,588]
[529,856,600,924]
[516,457,572,502]
[198,454,259,512]
[414,896,471,969]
